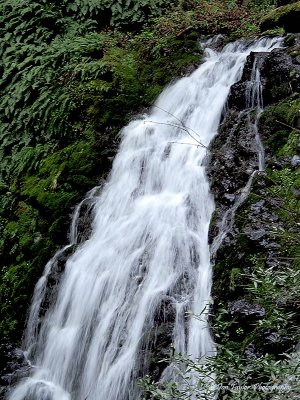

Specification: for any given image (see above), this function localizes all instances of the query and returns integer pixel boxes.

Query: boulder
[228,49,295,110]
[228,299,266,319]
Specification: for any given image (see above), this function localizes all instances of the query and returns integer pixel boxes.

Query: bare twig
[176,26,193,38]
[144,120,208,149]
[168,141,202,147]
[152,104,204,141]
[275,119,300,133]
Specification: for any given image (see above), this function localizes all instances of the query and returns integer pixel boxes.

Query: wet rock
[224,193,236,203]
[153,296,177,324]
[228,299,266,319]
[228,49,295,110]
[208,111,257,210]
[243,226,267,240]
[249,199,265,213]
[199,34,227,52]
[181,64,199,76]
[0,342,30,399]
[140,321,174,381]
[291,155,300,168]
[209,36,300,366]
[74,200,96,244]
[262,329,293,355]
[39,244,75,320]
[138,296,179,381]
[228,52,266,110]
[244,342,260,359]
[259,49,295,104]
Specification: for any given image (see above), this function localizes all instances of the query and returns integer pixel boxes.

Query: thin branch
[168,141,202,147]
[144,120,208,149]
[275,119,300,133]
[152,104,185,126]
[176,26,193,38]
[152,104,204,141]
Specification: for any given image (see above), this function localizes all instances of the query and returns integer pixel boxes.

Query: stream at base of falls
[8,37,282,400]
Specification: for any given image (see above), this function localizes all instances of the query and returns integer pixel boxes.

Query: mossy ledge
[260,1,300,33]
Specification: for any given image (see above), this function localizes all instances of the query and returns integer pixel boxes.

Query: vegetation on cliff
[1,0,299,398]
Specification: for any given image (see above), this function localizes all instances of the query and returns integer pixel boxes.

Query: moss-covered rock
[260,1,300,32]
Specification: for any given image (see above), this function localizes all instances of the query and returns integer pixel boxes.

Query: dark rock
[228,299,266,319]
[181,64,198,76]
[0,342,31,398]
[262,329,293,355]
[278,0,299,5]
[140,321,174,381]
[244,342,261,359]
[200,34,227,52]
[208,111,257,210]
[224,193,236,203]
[226,300,266,341]
[228,49,296,111]
[250,199,265,213]
[259,49,294,104]
[228,52,267,110]
[265,257,280,268]
[39,193,98,323]
[153,296,177,324]
[243,226,267,240]
[209,35,300,367]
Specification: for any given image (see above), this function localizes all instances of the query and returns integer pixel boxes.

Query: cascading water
[9,37,282,400]
[24,186,101,354]
[247,57,265,172]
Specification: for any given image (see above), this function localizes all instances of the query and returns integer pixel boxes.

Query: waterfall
[9,37,282,400]
[24,186,101,354]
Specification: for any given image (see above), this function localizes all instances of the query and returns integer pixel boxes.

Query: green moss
[260,97,300,156]
[267,167,300,217]
[259,27,285,36]
[260,1,300,31]
[262,1,300,23]
[22,141,98,211]
[0,262,35,341]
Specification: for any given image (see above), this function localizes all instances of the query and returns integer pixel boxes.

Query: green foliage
[63,0,169,26]
[260,97,300,157]
[0,139,106,342]
[260,1,300,31]
[0,0,203,345]
[140,263,300,399]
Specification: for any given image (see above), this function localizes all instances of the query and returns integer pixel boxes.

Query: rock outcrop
[208,34,300,366]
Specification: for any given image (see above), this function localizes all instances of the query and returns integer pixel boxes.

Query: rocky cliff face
[208,34,300,393]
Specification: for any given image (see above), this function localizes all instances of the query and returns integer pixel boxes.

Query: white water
[9,37,281,400]
[246,56,265,171]
[24,186,100,355]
